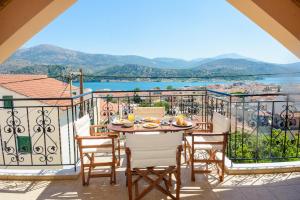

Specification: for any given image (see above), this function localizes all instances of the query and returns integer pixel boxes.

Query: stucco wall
[0,86,75,168]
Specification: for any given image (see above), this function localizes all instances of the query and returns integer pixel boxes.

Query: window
[3,95,13,109]
[17,136,32,154]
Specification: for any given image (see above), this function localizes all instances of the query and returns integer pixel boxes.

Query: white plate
[143,123,159,128]
[112,119,129,125]
[172,121,192,127]
[143,117,158,122]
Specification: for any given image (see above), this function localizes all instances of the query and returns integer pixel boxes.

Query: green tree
[106,94,113,102]
[166,85,174,90]
[139,101,151,107]
[153,101,170,111]
[133,93,141,103]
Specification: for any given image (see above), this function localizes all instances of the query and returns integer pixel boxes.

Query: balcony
[0,89,300,199]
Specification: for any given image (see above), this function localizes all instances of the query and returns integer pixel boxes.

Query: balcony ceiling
[0,0,77,64]
[228,0,300,59]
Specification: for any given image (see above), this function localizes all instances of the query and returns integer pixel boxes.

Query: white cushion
[126,132,182,168]
[211,112,230,145]
[186,136,213,150]
[75,115,116,153]
[212,112,230,134]
[81,138,116,153]
[75,115,91,137]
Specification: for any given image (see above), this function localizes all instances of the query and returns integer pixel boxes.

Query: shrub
[153,101,170,111]
[229,130,300,163]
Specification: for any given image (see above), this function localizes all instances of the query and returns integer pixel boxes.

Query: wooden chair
[125,132,182,200]
[75,115,120,185]
[184,112,229,182]
[133,107,165,119]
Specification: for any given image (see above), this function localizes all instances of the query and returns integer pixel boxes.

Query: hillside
[94,59,290,79]
[0,44,191,70]
[0,44,299,80]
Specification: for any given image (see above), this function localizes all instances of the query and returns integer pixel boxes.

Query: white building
[0,74,81,168]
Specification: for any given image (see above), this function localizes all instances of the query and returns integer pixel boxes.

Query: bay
[74,76,300,91]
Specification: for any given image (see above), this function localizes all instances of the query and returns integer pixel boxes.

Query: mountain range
[0,44,299,80]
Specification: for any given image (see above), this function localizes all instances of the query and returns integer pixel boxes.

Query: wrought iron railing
[228,94,300,163]
[0,89,299,169]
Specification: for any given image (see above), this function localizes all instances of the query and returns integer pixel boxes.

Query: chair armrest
[94,131,117,136]
[92,132,118,137]
[90,125,107,135]
[193,122,213,132]
[76,134,117,140]
[93,132,119,137]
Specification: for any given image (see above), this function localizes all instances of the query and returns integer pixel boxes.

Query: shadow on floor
[1,155,300,200]
[30,166,300,200]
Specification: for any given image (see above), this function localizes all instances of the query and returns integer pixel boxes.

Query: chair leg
[112,163,116,184]
[168,172,172,187]
[87,153,94,185]
[111,155,116,184]
[184,139,187,164]
[176,146,182,200]
[176,169,181,199]
[127,170,133,200]
[187,143,192,165]
[191,148,195,182]
[176,180,180,199]
[220,161,225,182]
[125,172,128,187]
[117,139,121,166]
[80,153,86,186]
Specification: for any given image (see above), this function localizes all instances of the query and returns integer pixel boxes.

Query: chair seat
[82,138,117,153]
[186,136,213,150]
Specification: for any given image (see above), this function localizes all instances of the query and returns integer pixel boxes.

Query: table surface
[107,122,194,133]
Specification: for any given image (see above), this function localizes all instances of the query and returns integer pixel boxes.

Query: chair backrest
[126,132,182,168]
[212,112,230,133]
[133,107,165,118]
[74,115,91,137]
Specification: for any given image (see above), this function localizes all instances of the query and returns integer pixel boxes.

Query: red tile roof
[0,74,76,106]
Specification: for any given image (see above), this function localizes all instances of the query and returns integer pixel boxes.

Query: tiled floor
[1,159,300,200]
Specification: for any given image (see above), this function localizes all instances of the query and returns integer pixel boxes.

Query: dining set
[74,106,230,200]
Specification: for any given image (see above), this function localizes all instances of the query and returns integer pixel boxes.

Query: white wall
[0,86,75,168]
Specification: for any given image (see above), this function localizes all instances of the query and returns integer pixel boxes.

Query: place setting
[109,113,194,132]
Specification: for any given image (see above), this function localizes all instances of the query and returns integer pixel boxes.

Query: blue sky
[24,0,299,64]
